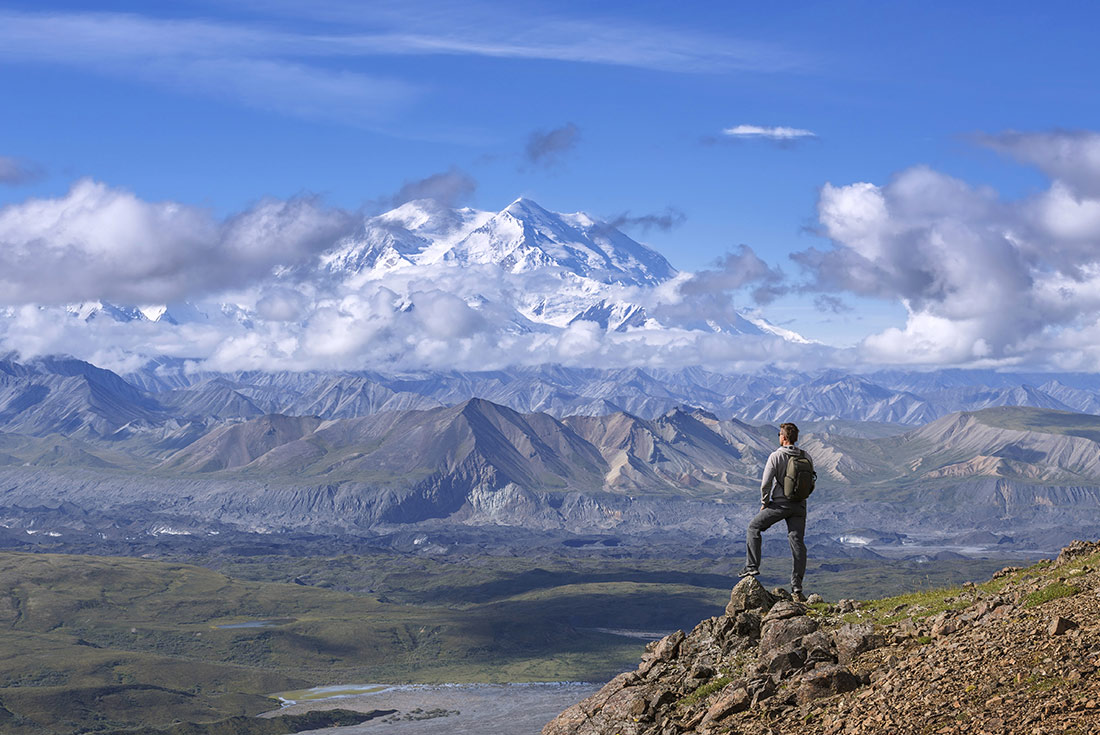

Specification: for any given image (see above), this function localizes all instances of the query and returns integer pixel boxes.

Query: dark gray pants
[746,502,807,592]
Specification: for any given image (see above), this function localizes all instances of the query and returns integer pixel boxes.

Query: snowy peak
[449,197,675,286]
[326,197,678,288]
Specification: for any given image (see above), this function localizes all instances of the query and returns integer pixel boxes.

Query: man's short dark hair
[779,422,799,443]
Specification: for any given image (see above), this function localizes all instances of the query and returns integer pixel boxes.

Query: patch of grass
[915,636,932,645]
[1025,674,1061,692]
[858,587,970,625]
[678,676,732,708]
[1023,582,1081,608]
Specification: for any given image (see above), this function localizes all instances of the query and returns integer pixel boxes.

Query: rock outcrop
[544,540,1100,735]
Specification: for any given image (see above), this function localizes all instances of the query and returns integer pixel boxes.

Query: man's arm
[760,452,777,506]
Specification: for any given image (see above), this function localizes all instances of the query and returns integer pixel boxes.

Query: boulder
[759,616,818,659]
[800,629,837,664]
[765,648,807,676]
[931,615,960,638]
[725,577,778,616]
[699,684,750,727]
[832,622,883,665]
[651,630,685,662]
[761,600,806,623]
[793,664,862,704]
[732,610,763,642]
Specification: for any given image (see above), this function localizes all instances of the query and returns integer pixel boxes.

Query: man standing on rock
[740,422,811,602]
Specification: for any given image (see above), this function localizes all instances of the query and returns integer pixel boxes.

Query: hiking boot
[738,566,759,578]
[792,591,806,603]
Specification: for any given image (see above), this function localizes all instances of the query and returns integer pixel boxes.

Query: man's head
[779,422,799,446]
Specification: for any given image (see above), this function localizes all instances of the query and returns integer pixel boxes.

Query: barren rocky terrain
[544,539,1100,734]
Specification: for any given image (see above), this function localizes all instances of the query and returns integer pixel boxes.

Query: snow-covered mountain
[313,197,792,338]
[323,197,676,286]
[9,196,807,372]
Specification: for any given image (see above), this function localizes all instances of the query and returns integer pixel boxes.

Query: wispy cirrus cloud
[0,10,419,125]
[0,7,803,126]
[606,207,687,233]
[525,123,580,167]
[722,124,817,141]
[0,155,42,186]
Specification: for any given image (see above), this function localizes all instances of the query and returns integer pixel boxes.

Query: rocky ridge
[543,540,1100,735]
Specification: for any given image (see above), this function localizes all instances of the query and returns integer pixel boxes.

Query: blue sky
[2,1,1100,369]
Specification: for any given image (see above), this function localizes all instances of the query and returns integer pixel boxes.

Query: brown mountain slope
[544,540,1100,735]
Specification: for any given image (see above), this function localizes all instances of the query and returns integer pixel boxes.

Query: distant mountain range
[3,354,1100,550]
[5,354,1100,436]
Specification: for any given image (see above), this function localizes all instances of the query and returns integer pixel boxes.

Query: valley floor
[269,682,602,735]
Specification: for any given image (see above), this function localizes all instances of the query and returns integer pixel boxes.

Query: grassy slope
[971,405,1100,441]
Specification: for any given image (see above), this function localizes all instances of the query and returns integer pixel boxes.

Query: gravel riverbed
[266,682,603,735]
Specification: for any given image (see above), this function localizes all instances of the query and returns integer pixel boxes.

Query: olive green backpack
[783,449,817,501]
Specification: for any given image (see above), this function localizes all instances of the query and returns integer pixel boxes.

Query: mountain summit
[325,196,677,287]
[446,197,676,285]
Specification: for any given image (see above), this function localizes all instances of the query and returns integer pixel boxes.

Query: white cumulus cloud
[794,131,1100,368]
[0,179,355,305]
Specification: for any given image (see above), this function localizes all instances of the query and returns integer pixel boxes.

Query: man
[740,422,811,602]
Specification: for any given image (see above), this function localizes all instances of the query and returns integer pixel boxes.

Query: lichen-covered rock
[761,600,806,623]
[765,648,806,676]
[652,630,685,662]
[725,577,778,616]
[759,615,818,659]
[832,622,883,665]
[800,629,837,665]
[793,664,861,704]
[699,684,750,727]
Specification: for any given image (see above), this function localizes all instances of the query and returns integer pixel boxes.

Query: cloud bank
[793,130,1100,369]
[0,179,355,304]
[4,130,1100,374]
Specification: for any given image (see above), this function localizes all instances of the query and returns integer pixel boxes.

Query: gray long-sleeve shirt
[760,445,811,505]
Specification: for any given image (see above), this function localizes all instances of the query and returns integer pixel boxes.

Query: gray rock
[832,622,884,665]
[725,577,778,616]
[700,684,750,727]
[800,630,837,664]
[765,648,807,676]
[761,600,807,623]
[759,616,819,659]
[793,664,862,704]
[806,593,825,605]
[732,610,763,642]
[835,598,859,613]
